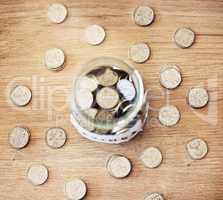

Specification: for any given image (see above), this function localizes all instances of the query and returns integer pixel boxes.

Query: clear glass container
[70,57,148,144]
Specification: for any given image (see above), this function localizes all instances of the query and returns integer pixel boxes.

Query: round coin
[75,89,93,110]
[46,127,67,149]
[47,3,68,24]
[158,105,180,127]
[140,147,162,169]
[64,179,87,200]
[79,108,98,131]
[129,42,150,63]
[9,126,30,149]
[160,66,182,89]
[76,75,98,92]
[133,6,155,26]
[187,87,209,108]
[44,48,65,71]
[107,154,132,178]
[97,68,118,86]
[117,79,136,101]
[174,27,195,48]
[84,24,106,45]
[10,85,32,107]
[186,138,208,160]
[144,193,164,200]
[96,87,120,109]
[27,164,48,186]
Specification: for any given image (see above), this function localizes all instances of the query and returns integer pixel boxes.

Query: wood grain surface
[1,0,223,199]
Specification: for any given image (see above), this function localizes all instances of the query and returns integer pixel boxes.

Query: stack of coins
[71,58,148,144]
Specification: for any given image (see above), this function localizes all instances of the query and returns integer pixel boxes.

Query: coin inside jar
[96,87,120,109]
[97,67,119,86]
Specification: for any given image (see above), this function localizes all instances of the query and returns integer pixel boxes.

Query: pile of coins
[72,64,147,140]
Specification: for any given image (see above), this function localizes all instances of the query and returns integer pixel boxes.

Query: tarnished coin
[187,87,209,108]
[186,138,208,160]
[64,179,87,200]
[133,6,155,26]
[75,89,93,110]
[76,75,98,92]
[10,85,32,107]
[129,42,150,63]
[9,126,30,149]
[46,127,67,149]
[27,164,48,186]
[84,24,106,45]
[44,48,65,71]
[160,66,182,89]
[96,87,120,109]
[140,147,162,169]
[144,193,164,200]
[174,27,195,48]
[47,3,68,24]
[158,105,180,127]
[107,154,132,178]
[97,68,118,86]
[117,79,136,101]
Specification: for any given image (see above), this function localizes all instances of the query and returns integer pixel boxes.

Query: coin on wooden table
[160,66,182,89]
[144,193,164,200]
[129,42,150,63]
[107,154,132,178]
[10,85,32,107]
[96,87,119,109]
[27,164,48,186]
[47,3,68,24]
[187,87,209,108]
[158,105,180,127]
[64,179,87,200]
[75,89,93,110]
[174,27,195,48]
[140,147,162,169]
[133,6,155,26]
[117,79,136,101]
[84,24,106,45]
[44,48,65,71]
[186,138,208,160]
[97,68,118,86]
[9,126,30,149]
[76,75,98,92]
[46,127,67,149]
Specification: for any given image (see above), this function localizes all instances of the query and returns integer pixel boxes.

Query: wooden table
[1,0,223,199]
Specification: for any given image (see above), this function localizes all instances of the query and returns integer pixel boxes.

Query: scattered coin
[160,66,182,89]
[75,89,93,110]
[187,87,209,108]
[46,127,67,149]
[96,87,120,109]
[107,154,132,178]
[174,27,195,48]
[84,24,106,45]
[133,6,155,26]
[158,105,180,127]
[10,85,32,107]
[117,79,136,101]
[97,68,118,86]
[8,126,30,149]
[44,48,65,71]
[140,147,162,168]
[64,179,87,200]
[186,138,208,160]
[76,75,98,92]
[144,193,164,200]
[47,3,68,24]
[129,42,150,63]
[27,164,48,186]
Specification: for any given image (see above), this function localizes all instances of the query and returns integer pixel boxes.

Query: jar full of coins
[70,57,149,144]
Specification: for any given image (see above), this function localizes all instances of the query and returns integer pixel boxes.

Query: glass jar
[70,57,148,144]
